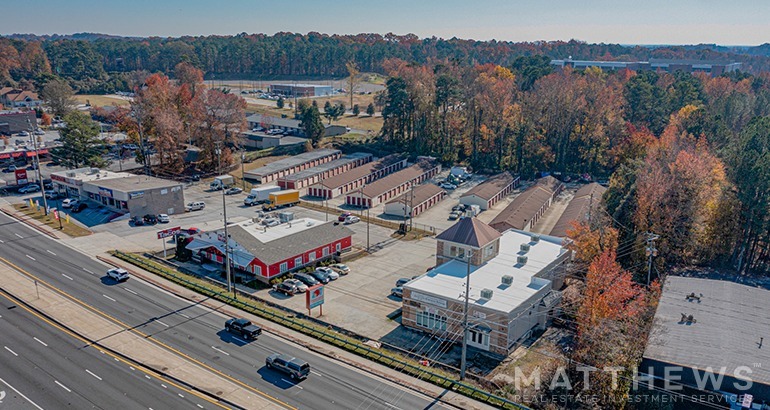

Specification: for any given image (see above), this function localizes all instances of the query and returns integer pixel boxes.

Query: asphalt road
[0,289,218,410]
[0,212,452,410]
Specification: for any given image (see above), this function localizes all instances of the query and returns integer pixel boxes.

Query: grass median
[12,203,91,237]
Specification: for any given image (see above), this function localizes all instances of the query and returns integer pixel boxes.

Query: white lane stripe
[86,370,102,380]
[25,254,35,261]
[14,233,23,238]
[47,250,56,256]
[281,379,303,389]
[124,287,138,295]
[310,370,322,376]
[179,313,190,319]
[178,393,184,398]
[161,384,167,389]
[145,375,151,380]
[384,403,403,410]
[33,337,48,347]
[55,380,71,392]
[4,346,18,356]
[197,404,204,409]
[155,320,169,328]
[62,273,73,280]
[102,294,116,302]
[211,346,230,356]
[0,239,4,243]
[0,377,44,410]
[83,268,94,274]
[233,336,247,344]
[129,366,135,371]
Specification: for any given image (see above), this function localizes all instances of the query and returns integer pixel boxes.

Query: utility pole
[240,152,246,190]
[460,249,472,381]
[28,119,48,215]
[409,183,415,231]
[366,206,370,252]
[645,232,659,285]
[588,193,594,225]
[216,143,233,295]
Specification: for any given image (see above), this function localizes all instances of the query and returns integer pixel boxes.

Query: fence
[111,250,529,410]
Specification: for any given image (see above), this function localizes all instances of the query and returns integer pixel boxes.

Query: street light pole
[28,119,48,215]
[216,143,233,295]
[241,152,246,190]
[460,249,472,381]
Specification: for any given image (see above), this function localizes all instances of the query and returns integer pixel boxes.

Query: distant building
[460,172,520,211]
[383,183,446,218]
[549,182,606,238]
[641,276,770,406]
[401,217,571,356]
[246,114,347,138]
[0,88,42,109]
[0,111,36,136]
[269,84,334,98]
[489,176,564,232]
[550,58,742,76]
[185,218,354,283]
[241,131,307,149]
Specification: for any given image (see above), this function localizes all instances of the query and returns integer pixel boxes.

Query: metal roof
[461,172,517,201]
[244,149,340,178]
[435,217,501,248]
[360,161,438,198]
[313,154,405,190]
[489,186,554,231]
[549,183,607,237]
[385,183,445,206]
[278,153,372,183]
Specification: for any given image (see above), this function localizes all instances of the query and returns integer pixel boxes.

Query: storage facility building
[306,154,407,199]
[549,183,607,237]
[460,172,519,210]
[243,149,341,183]
[489,176,564,233]
[277,153,372,191]
[345,160,441,208]
[383,183,447,218]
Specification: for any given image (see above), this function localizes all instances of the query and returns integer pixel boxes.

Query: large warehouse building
[306,154,407,199]
[277,153,372,191]
[549,182,606,237]
[244,149,341,183]
[489,176,564,232]
[345,160,441,208]
[460,172,519,211]
[269,84,334,97]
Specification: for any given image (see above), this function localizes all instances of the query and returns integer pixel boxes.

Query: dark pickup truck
[224,318,262,340]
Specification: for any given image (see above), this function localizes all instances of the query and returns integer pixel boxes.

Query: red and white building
[383,183,447,218]
[243,149,342,184]
[185,218,354,283]
[345,160,441,208]
[277,153,372,191]
[306,154,407,199]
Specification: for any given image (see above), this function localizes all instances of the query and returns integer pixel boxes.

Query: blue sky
[4,0,769,45]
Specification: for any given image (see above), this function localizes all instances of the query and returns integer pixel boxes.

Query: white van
[185,201,205,212]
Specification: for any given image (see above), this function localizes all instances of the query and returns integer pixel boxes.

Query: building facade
[460,172,520,210]
[345,161,441,208]
[269,84,333,97]
[244,149,342,183]
[306,154,407,199]
[383,183,447,218]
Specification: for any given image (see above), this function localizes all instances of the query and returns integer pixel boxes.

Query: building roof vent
[480,288,493,300]
[520,243,530,253]
[530,234,541,243]
[517,255,528,265]
[502,275,513,286]
[66,172,75,177]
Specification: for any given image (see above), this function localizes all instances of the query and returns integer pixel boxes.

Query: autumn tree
[345,61,360,110]
[19,42,51,79]
[0,40,20,85]
[41,79,76,117]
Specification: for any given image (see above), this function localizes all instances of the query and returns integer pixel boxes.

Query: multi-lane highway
[0,212,452,410]
[0,289,220,409]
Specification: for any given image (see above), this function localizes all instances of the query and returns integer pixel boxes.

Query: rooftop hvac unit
[531,234,541,243]
[66,172,75,177]
[520,243,530,253]
[480,289,493,300]
[501,275,513,286]
[517,255,528,265]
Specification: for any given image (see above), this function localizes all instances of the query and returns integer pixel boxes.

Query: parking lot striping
[210,346,230,356]
[55,380,71,392]
[179,313,190,319]
[124,287,138,295]
[102,294,116,302]
[4,346,18,357]
[47,250,56,256]
[33,337,48,347]
[281,379,303,389]
[86,370,102,381]
[83,268,94,275]
[62,273,74,281]
[155,320,169,328]
[0,377,44,410]
[14,233,22,238]
[25,255,35,261]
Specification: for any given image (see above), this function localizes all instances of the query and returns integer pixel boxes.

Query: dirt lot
[74,94,130,107]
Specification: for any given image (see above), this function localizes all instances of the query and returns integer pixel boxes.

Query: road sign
[156,226,182,239]
[15,169,27,185]
[306,284,324,310]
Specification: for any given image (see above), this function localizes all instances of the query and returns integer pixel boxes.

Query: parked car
[265,353,310,380]
[338,212,351,222]
[42,179,53,190]
[329,263,350,275]
[130,215,145,226]
[185,201,205,212]
[448,211,460,220]
[390,287,404,298]
[344,215,360,225]
[225,187,243,195]
[157,214,170,223]
[18,184,40,194]
[143,214,158,225]
[440,182,457,190]
[273,281,298,296]
[72,202,88,213]
[293,272,319,287]
[28,162,38,170]
[396,277,416,287]
[17,131,30,137]
[310,269,332,284]
[224,318,262,340]
[283,278,308,293]
[3,165,17,173]
[315,266,339,280]
[107,268,129,282]
[34,128,45,135]
[451,204,464,212]
[62,198,78,208]
[44,190,59,200]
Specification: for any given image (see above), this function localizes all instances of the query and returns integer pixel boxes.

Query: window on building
[450,246,457,257]
[458,247,465,259]
[279,262,288,273]
[335,243,341,252]
[253,265,262,276]
[322,247,329,257]
[416,311,447,331]
[485,244,494,257]
[468,329,490,349]
[294,256,303,267]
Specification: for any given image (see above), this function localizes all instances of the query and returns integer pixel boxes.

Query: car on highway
[62,198,78,208]
[107,268,130,282]
[18,184,41,194]
[224,318,262,340]
[293,272,319,287]
[315,266,339,280]
[225,187,243,195]
[273,281,298,296]
[72,202,88,213]
[157,214,170,223]
[390,287,404,298]
[344,215,360,225]
[329,263,350,275]
[338,212,351,222]
[265,353,310,380]
[283,278,308,293]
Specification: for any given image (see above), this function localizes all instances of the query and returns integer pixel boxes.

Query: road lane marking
[86,370,102,380]
[281,379,303,389]
[124,287,138,295]
[145,375,151,380]
[25,255,35,261]
[62,273,73,281]
[179,313,190,319]
[83,268,94,275]
[155,320,169,328]
[310,370,322,376]
[4,346,18,357]
[384,403,403,410]
[129,366,135,371]
[0,239,4,243]
[102,294,116,302]
[33,337,47,347]
[55,380,71,392]
[14,233,22,238]
[233,336,247,344]
[161,384,167,389]
[47,250,56,256]
[178,393,185,398]
[0,377,43,410]
[197,405,204,409]
[211,346,230,356]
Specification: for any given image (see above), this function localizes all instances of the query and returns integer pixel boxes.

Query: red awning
[25,149,48,157]
[0,153,9,160]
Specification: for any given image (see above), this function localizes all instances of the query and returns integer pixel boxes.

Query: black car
[42,179,53,190]
[131,216,145,226]
[224,318,262,340]
[72,203,88,213]
[143,214,158,225]
[293,272,319,287]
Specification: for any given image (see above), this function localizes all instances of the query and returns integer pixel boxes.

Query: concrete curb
[98,254,480,410]
[0,206,60,240]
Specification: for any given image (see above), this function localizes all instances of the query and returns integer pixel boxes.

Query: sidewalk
[0,261,287,410]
